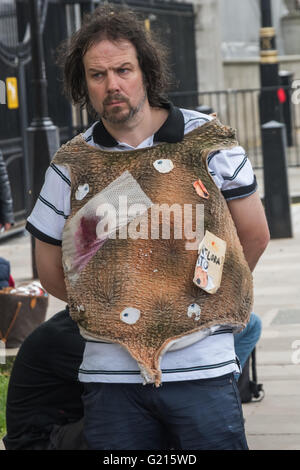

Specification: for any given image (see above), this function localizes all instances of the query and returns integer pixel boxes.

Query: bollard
[261,121,293,238]
[195,105,213,115]
[279,70,294,147]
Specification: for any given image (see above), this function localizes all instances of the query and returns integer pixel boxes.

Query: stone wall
[281,12,300,55]
[173,0,300,91]
[223,55,300,90]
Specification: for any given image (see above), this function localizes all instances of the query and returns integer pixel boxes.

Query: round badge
[120,307,141,325]
[153,159,174,174]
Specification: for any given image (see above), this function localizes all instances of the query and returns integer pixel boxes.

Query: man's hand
[227,191,270,272]
[35,239,68,302]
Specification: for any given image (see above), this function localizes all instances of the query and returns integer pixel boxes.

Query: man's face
[83,39,147,125]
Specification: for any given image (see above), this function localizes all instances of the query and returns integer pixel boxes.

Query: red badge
[193,179,209,199]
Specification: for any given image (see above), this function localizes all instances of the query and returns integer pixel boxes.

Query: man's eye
[118,68,129,74]
[93,73,103,78]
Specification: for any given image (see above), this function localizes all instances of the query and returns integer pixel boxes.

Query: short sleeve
[26,164,71,245]
[207,146,257,200]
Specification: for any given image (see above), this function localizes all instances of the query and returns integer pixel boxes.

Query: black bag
[237,348,265,403]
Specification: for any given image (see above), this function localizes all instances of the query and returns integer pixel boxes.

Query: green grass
[0,357,15,440]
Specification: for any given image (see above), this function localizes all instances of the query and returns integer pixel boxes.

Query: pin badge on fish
[75,183,89,200]
[153,159,174,174]
[193,179,209,199]
[120,307,141,325]
[187,303,201,321]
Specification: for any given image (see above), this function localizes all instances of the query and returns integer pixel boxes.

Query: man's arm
[227,191,270,272]
[35,239,68,302]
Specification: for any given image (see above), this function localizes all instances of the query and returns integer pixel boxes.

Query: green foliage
[0,375,9,438]
[0,357,15,440]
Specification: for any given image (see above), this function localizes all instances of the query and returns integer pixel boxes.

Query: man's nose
[106,72,120,92]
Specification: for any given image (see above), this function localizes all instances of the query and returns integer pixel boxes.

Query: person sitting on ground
[0,257,15,290]
[3,308,87,450]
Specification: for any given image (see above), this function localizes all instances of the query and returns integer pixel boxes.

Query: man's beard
[101,91,147,124]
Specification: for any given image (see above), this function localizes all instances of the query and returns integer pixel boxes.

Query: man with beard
[25,5,270,450]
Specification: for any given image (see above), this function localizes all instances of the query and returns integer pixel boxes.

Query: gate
[0,0,31,227]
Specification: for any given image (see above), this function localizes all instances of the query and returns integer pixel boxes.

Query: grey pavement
[242,202,300,450]
[0,187,300,450]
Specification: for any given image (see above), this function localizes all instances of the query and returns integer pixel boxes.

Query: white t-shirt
[27,105,257,383]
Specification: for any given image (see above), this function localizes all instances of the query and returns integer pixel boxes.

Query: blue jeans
[234,312,262,369]
[83,373,248,450]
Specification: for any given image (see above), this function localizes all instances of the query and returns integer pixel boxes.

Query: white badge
[153,159,174,173]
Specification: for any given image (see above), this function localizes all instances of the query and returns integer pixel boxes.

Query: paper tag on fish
[193,230,226,294]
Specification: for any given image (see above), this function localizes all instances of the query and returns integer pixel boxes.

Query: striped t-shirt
[26,103,257,383]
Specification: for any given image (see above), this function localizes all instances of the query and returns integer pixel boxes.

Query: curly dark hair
[57,3,173,119]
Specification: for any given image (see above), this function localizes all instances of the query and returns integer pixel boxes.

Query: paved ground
[243,202,300,450]
[0,197,300,450]
[241,202,300,450]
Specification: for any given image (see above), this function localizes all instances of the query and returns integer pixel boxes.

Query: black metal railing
[169,85,300,169]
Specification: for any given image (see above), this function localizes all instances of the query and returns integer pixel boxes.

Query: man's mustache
[103,94,129,105]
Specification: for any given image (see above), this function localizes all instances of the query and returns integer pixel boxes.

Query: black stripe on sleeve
[207,151,220,165]
[222,156,248,181]
[221,175,258,200]
[50,163,71,186]
[38,195,69,219]
[185,116,210,125]
[25,221,62,246]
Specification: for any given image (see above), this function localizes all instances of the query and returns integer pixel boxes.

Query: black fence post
[261,121,293,238]
[27,0,60,278]
[278,70,294,147]
[259,0,281,125]
[17,54,31,219]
